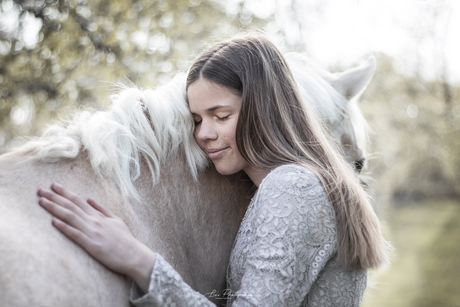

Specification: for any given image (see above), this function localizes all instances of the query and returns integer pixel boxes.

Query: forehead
[187,79,242,114]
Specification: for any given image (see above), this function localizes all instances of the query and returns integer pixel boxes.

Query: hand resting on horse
[37,182,156,293]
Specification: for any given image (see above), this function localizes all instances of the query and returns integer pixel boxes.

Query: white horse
[286,53,374,173]
[0,53,375,307]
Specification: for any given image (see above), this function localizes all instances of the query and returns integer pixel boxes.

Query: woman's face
[188,78,249,176]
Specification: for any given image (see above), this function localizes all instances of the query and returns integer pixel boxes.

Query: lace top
[130,164,367,306]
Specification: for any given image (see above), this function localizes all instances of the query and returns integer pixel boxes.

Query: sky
[248,0,460,84]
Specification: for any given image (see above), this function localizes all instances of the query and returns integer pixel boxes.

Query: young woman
[37,35,389,306]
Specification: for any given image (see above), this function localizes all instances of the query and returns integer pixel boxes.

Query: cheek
[226,122,238,144]
[218,128,233,146]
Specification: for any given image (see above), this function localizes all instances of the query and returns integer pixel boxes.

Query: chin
[214,167,236,176]
[213,163,239,176]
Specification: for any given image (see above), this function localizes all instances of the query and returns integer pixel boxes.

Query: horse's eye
[354,158,365,174]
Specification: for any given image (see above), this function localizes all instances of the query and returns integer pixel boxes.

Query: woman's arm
[37,183,217,306]
[130,253,217,307]
[37,183,156,292]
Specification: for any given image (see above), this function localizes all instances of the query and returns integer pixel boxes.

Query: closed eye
[217,115,230,121]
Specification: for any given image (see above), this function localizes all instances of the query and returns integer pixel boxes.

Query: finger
[38,187,89,219]
[51,217,92,251]
[87,197,114,218]
[51,183,96,215]
[39,196,90,233]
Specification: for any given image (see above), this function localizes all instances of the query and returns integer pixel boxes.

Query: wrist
[128,242,157,293]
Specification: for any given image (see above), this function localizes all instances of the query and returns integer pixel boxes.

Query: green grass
[362,199,460,307]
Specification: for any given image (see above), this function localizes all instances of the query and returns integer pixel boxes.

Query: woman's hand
[37,183,156,293]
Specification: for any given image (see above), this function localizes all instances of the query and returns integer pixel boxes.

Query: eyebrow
[190,105,230,115]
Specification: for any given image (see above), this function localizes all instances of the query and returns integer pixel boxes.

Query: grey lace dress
[130,164,367,306]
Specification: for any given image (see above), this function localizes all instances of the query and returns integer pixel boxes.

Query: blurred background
[0,0,459,305]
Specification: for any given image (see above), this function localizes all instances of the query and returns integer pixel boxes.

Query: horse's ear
[329,56,376,100]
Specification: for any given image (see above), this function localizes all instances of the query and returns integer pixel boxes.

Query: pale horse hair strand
[20,73,208,200]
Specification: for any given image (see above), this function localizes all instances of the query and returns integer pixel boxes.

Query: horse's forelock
[347,99,371,155]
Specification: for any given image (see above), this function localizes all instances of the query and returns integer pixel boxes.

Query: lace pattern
[130,164,367,307]
[130,254,214,307]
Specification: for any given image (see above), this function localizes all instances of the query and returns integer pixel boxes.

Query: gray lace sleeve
[226,165,339,306]
[130,253,216,307]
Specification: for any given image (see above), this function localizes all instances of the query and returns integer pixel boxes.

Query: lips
[207,147,229,159]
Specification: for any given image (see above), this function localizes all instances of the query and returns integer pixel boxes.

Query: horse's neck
[131,153,254,299]
[3,148,253,299]
[0,146,252,305]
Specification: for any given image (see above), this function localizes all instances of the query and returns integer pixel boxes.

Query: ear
[329,56,376,100]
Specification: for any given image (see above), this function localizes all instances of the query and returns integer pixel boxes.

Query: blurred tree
[0,0,269,151]
[360,53,460,203]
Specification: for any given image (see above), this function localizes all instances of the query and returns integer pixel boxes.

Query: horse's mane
[285,52,371,152]
[21,73,207,199]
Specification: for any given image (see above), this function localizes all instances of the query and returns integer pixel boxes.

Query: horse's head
[325,57,375,174]
[286,53,375,174]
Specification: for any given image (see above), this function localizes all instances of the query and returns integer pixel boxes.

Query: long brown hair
[186,35,389,270]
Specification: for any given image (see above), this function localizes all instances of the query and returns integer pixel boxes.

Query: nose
[195,119,217,142]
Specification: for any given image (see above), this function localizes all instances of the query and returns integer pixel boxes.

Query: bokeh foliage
[0,0,267,149]
[360,54,460,202]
